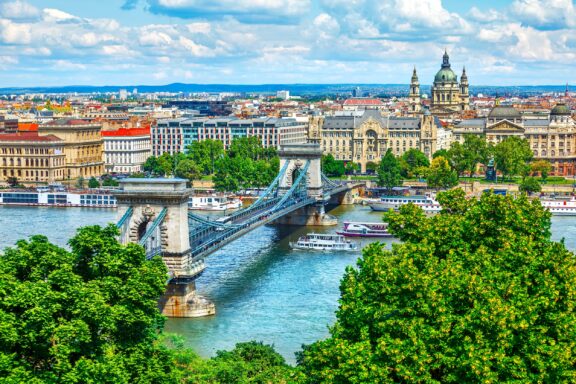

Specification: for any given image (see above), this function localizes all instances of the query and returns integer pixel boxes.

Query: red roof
[0,132,62,142]
[343,98,384,106]
[18,123,39,132]
[101,127,151,137]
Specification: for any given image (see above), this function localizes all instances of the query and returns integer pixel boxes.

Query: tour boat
[188,195,242,211]
[0,190,116,208]
[540,197,576,216]
[369,195,442,213]
[336,221,392,238]
[289,233,357,251]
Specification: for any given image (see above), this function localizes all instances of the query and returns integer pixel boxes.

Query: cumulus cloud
[511,0,576,29]
[0,0,39,20]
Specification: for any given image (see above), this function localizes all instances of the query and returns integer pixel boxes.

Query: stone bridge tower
[276,143,336,226]
[114,178,214,318]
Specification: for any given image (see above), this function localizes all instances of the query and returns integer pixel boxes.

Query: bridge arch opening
[292,167,303,186]
[137,220,149,241]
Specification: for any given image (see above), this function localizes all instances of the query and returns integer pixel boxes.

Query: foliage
[299,189,576,383]
[494,137,533,181]
[447,135,493,177]
[432,149,450,159]
[228,137,277,161]
[167,336,301,383]
[344,162,360,175]
[102,177,120,187]
[519,176,542,194]
[186,139,224,175]
[75,176,85,189]
[377,149,402,190]
[531,159,553,182]
[88,176,100,189]
[322,154,345,178]
[400,148,430,178]
[143,156,164,176]
[6,177,18,187]
[426,156,458,189]
[0,225,175,383]
[175,159,202,183]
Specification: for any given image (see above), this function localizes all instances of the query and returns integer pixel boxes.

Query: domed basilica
[409,50,470,115]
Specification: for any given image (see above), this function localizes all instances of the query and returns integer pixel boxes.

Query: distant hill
[0,83,570,97]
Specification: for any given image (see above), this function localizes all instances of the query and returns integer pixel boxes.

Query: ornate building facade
[309,109,450,172]
[452,103,576,176]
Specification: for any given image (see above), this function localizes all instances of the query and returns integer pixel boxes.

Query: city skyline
[0,0,575,87]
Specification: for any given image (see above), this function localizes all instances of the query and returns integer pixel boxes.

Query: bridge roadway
[186,182,356,263]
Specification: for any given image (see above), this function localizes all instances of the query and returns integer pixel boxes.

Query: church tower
[460,67,470,111]
[408,66,421,114]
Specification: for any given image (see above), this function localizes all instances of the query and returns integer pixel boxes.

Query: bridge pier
[114,178,215,318]
[273,203,337,226]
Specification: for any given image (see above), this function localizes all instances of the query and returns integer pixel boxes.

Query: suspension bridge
[113,144,364,317]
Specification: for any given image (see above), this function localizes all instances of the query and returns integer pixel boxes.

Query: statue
[485,158,497,182]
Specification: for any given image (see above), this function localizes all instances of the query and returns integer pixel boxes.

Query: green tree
[447,141,467,176]
[143,156,164,176]
[432,148,450,159]
[0,225,175,383]
[494,137,533,181]
[400,148,430,178]
[377,149,402,190]
[228,137,270,161]
[75,176,85,189]
[102,176,120,187]
[344,162,360,175]
[88,176,100,188]
[6,176,18,187]
[175,159,201,183]
[426,156,458,189]
[322,154,345,178]
[520,176,542,194]
[187,139,224,175]
[299,189,576,383]
[531,159,553,182]
[462,134,492,175]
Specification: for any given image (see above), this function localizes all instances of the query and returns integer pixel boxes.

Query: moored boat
[369,195,441,213]
[336,221,392,238]
[290,233,357,251]
[188,195,242,211]
[540,197,576,216]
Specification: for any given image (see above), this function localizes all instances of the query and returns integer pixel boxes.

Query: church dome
[434,68,457,83]
[551,102,571,115]
[488,105,521,119]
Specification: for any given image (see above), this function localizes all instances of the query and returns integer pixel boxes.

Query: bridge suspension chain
[116,207,133,228]
[250,160,289,208]
[139,207,168,246]
[187,212,242,228]
[321,173,340,189]
[271,160,310,212]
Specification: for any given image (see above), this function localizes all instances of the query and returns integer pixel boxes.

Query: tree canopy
[186,139,224,175]
[322,154,345,178]
[377,149,402,190]
[427,156,458,189]
[494,137,533,180]
[299,189,576,383]
[400,148,429,178]
[0,225,174,383]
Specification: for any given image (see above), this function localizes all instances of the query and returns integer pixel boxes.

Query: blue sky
[0,0,575,87]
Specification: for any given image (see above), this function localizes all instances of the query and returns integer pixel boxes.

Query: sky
[0,0,575,87]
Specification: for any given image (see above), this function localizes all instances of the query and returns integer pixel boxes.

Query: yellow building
[0,132,66,183]
[39,119,104,180]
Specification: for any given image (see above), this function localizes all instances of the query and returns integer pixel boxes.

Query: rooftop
[101,127,151,137]
[343,98,384,106]
[0,132,62,142]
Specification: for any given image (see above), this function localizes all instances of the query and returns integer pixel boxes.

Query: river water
[0,205,575,363]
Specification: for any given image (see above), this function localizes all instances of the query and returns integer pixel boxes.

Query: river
[0,205,575,363]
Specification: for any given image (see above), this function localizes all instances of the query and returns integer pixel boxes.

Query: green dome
[551,103,571,115]
[434,68,457,83]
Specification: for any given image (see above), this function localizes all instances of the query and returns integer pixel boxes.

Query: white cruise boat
[540,197,576,216]
[188,195,242,211]
[369,195,442,213]
[336,221,392,238]
[290,233,358,251]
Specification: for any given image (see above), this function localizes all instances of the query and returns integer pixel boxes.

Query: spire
[442,49,450,68]
[461,66,468,81]
[411,66,419,82]
[566,82,569,98]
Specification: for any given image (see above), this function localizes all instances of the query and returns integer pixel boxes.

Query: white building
[102,127,151,174]
[276,90,290,100]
